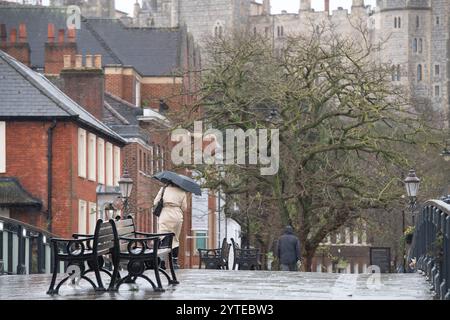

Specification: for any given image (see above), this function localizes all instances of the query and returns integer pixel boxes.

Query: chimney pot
[94,55,102,69]
[67,26,76,43]
[47,23,55,43]
[75,54,83,68]
[63,55,72,69]
[10,28,17,44]
[85,54,93,68]
[58,29,65,44]
[19,24,27,43]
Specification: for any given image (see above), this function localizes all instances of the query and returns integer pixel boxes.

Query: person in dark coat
[277,226,301,271]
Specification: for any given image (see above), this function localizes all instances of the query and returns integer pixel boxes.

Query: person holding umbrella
[153,171,202,269]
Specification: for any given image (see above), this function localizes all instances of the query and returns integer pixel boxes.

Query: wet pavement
[0,270,433,300]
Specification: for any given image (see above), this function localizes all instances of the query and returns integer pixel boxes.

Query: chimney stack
[45,24,77,75]
[324,0,330,15]
[60,54,105,121]
[0,24,6,47]
[1,24,31,66]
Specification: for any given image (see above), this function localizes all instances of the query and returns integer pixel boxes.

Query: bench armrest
[135,231,175,238]
[72,233,93,239]
[119,235,159,242]
[51,236,94,243]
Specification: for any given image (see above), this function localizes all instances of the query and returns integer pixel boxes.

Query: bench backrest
[114,216,136,252]
[92,219,116,256]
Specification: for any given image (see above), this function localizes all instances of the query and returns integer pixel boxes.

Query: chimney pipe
[85,54,93,68]
[94,55,102,69]
[9,28,17,44]
[324,0,330,14]
[18,24,27,43]
[63,55,72,69]
[75,54,82,68]
[47,24,55,43]
[58,29,65,44]
[0,24,6,46]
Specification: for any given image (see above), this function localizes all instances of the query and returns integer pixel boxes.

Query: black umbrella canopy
[153,171,202,196]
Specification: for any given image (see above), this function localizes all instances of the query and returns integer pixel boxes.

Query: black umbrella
[153,171,202,196]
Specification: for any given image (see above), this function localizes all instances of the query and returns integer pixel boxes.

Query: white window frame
[88,133,97,181]
[78,200,87,234]
[113,146,121,186]
[88,202,97,235]
[106,142,113,187]
[155,145,160,172]
[97,138,105,185]
[149,146,154,175]
[0,122,5,173]
[78,128,87,178]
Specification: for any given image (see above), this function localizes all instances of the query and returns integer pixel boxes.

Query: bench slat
[117,226,135,236]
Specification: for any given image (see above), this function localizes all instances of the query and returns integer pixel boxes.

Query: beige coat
[153,185,188,248]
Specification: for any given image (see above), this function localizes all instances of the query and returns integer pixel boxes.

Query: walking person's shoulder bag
[153,185,168,217]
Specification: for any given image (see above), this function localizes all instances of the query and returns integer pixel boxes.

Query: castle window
[277,26,284,37]
[265,27,270,38]
[435,65,440,76]
[413,38,417,53]
[436,16,440,25]
[253,27,257,36]
[396,65,401,81]
[417,64,422,82]
[435,85,440,97]
[418,38,423,53]
[398,17,401,28]
[416,16,420,28]
[214,22,224,38]
[394,17,397,28]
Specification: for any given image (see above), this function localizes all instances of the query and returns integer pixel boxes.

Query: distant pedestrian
[277,226,301,271]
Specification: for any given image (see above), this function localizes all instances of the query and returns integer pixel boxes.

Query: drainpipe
[47,120,57,233]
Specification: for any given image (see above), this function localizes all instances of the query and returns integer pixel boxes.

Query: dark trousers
[280,263,297,271]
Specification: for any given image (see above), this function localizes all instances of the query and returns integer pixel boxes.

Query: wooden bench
[198,238,230,269]
[110,216,178,292]
[231,238,262,270]
[47,219,116,295]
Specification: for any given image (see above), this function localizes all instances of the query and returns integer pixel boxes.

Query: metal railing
[0,216,59,275]
[411,200,450,300]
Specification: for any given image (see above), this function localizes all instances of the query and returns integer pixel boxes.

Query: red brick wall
[105,74,135,105]
[1,121,121,237]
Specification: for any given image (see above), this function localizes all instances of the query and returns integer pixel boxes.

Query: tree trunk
[305,252,314,272]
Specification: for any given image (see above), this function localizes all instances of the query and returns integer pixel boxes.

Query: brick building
[0,49,126,237]
[0,5,202,267]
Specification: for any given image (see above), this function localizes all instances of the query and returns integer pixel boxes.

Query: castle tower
[133,0,141,18]
[299,0,311,11]
[262,0,270,15]
[171,0,179,28]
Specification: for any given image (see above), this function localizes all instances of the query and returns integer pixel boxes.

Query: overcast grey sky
[117,0,378,15]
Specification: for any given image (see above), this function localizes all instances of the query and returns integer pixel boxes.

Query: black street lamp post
[118,168,133,217]
[404,169,420,225]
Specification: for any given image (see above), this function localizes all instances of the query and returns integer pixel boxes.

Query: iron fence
[411,200,450,300]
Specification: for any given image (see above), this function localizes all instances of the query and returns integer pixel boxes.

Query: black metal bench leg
[153,256,165,291]
[167,251,179,285]
[92,258,106,292]
[108,258,120,291]
[46,257,59,295]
